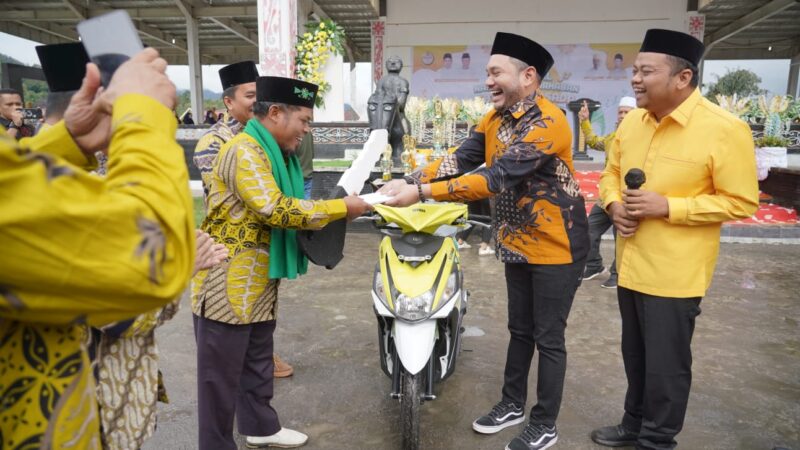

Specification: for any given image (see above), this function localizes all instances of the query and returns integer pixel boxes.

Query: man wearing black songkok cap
[192,75,371,450]
[193,61,259,199]
[593,29,758,449]
[192,61,296,379]
[380,32,589,450]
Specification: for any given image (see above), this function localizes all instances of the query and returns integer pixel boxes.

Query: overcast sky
[1,31,794,96]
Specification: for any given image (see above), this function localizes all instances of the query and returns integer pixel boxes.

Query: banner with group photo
[410,43,640,136]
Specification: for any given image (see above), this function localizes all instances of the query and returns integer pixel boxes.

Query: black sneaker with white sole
[582,265,604,280]
[506,423,558,450]
[472,401,525,434]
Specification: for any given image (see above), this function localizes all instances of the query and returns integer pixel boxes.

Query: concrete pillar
[257,0,297,77]
[349,64,357,118]
[787,52,800,97]
[370,18,385,91]
[186,16,204,122]
[314,53,344,121]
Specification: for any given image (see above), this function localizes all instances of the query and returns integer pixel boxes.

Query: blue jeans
[303,178,312,200]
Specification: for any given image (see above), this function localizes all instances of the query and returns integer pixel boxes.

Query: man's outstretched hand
[343,194,373,221]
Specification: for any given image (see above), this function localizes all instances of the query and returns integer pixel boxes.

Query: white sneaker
[246,428,308,448]
[457,240,472,249]
[478,246,495,256]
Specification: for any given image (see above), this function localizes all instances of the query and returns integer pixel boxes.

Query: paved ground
[144,234,799,450]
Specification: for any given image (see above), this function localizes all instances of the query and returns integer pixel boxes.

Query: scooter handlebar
[467,220,491,229]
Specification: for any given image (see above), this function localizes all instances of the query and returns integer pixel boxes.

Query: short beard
[501,89,524,111]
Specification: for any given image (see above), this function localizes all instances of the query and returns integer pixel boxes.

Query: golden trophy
[401,135,416,174]
[381,144,394,181]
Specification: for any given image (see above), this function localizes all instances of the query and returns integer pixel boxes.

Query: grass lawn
[313,159,353,169]
[193,196,205,226]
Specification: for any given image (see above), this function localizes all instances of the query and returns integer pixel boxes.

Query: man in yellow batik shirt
[0,49,195,450]
[591,29,758,450]
[192,76,371,450]
[579,96,636,288]
[381,32,589,450]
[191,61,297,378]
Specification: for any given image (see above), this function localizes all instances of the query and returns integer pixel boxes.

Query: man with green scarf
[192,76,371,450]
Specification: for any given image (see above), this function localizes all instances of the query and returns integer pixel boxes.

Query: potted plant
[753,95,791,181]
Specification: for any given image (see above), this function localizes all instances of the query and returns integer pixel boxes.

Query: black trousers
[617,287,702,450]
[586,203,617,275]
[501,259,585,426]
[194,315,280,450]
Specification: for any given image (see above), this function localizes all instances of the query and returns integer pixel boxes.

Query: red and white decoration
[687,12,706,42]
[371,20,385,88]
[258,0,298,77]
[576,170,797,225]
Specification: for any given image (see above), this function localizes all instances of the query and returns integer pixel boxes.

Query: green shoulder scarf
[243,118,307,279]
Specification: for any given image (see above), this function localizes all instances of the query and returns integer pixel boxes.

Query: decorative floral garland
[294,19,345,107]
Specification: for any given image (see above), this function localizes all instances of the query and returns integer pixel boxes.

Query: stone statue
[369,56,410,158]
[367,91,401,158]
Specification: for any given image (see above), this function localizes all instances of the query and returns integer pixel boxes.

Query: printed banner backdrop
[410,43,640,136]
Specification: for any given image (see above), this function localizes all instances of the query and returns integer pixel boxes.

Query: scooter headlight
[395,290,435,321]
[373,269,390,308]
[441,271,458,303]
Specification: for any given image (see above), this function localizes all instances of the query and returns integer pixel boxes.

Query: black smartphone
[77,10,143,87]
[22,108,43,120]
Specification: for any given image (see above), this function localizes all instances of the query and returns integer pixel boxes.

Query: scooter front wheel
[400,370,424,450]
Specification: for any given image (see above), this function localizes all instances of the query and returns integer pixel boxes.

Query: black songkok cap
[490,32,554,77]
[256,76,318,109]
[218,61,259,90]
[35,43,90,92]
[639,29,705,66]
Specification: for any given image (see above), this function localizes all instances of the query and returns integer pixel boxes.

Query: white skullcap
[618,96,637,108]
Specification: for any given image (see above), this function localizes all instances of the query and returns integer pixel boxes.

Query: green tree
[705,68,764,102]
[22,79,49,108]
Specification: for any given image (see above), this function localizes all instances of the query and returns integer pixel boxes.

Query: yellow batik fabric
[193,112,243,200]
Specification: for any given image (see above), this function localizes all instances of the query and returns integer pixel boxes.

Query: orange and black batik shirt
[408,92,589,265]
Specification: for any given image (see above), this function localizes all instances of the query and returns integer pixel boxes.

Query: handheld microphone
[624,168,646,190]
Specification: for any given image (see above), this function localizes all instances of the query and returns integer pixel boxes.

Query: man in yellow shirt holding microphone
[592,29,758,449]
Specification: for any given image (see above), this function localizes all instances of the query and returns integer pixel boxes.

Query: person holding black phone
[0,88,34,139]
[1,48,195,450]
